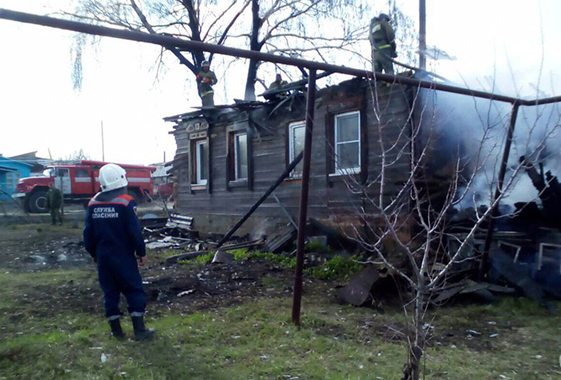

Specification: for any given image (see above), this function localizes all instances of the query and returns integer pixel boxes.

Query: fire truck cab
[14,160,155,213]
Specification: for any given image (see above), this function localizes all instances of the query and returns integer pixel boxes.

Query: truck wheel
[23,198,31,213]
[28,190,48,213]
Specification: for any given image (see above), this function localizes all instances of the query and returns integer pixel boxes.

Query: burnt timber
[167,78,413,237]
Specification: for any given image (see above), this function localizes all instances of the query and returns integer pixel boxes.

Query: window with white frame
[193,139,208,185]
[334,111,360,174]
[233,132,248,180]
[289,121,305,177]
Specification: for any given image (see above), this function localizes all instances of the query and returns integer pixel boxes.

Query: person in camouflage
[45,182,63,225]
[196,60,218,107]
[370,13,397,75]
[268,74,288,91]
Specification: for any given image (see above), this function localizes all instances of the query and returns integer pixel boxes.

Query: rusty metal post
[292,69,317,326]
[479,102,520,279]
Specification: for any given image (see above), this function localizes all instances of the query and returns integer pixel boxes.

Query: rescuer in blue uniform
[83,163,155,340]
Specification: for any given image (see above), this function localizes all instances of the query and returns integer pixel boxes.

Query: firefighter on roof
[268,73,288,90]
[196,60,218,107]
[83,163,156,340]
[370,13,397,75]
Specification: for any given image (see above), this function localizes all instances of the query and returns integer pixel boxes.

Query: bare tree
[239,0,374,100]
[65,0,250,103]
[337,83,561,379]
[64,1,421,103]
[58,148,91,163]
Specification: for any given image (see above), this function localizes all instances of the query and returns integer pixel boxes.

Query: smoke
[417,86,561,210]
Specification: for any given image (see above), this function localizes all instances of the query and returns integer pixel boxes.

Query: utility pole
[419,0,426,71]
[101,121,105,162]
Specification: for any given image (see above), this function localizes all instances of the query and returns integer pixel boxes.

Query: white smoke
[417,86,561,210]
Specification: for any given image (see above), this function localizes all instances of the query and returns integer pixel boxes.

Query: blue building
[0,156,33,200]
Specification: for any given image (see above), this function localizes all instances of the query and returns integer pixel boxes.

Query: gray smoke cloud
[417,87,561,210]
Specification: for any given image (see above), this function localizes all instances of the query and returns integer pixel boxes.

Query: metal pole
[273,193,298,229]
[479,103,520,279]
[2,8,561,106]
[419,0,426,71]
[292,69,317,326]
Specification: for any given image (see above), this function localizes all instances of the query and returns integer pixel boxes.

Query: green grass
[306,255,363,280]
[2,267,561,379]
[232,249,297,268]
[193,252,214,265]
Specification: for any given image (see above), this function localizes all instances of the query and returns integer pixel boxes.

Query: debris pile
[142,213,198,250]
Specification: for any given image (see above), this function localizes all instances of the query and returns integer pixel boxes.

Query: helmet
[201,60,210,67]
[379,13,390,21]
[99,164,128,193]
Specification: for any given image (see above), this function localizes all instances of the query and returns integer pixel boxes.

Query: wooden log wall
[171,79,413,238]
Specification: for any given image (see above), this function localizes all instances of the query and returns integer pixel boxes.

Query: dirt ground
[0,221,544,352]
[2,222,561,379]
[0,220,327,317]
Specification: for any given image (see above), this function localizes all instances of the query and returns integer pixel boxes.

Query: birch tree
[65,0,250,103]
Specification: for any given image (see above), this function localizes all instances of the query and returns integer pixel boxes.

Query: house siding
[0,157,33,200]
[170,79,413,237]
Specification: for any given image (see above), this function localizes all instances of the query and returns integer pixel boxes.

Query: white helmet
[99,164,128,192]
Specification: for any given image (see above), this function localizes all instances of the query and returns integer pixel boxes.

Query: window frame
[194,139,208,186]
[226,124,253,191]
[288,121,306,178]
[231,131,248,182]
[333,110,361,175]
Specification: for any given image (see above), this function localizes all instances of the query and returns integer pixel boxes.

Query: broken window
[289,121,305,177]
[334,111,360,174]
[231,132,248,181]
[192,139,208,185]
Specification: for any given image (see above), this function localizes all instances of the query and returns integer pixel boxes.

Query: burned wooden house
[166,78,414,238]
[165,76,561,304]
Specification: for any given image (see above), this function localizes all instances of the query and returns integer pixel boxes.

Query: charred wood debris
[142,156,561,311]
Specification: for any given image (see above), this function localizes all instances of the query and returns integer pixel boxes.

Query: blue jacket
[83,190,146,261]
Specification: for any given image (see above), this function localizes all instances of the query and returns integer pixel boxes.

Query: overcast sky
[0,0,560,166]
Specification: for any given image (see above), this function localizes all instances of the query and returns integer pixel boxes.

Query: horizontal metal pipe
[1,8,560,107]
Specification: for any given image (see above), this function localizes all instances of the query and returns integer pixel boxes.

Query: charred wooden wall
[171,79,413,238]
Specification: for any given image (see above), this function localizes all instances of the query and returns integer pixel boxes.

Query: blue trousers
[97,254,146,319]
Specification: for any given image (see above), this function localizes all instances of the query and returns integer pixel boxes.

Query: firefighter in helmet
[196,60,218,107]
[83,164,156,340]
[370,13,397,75]
[268,73,288,91]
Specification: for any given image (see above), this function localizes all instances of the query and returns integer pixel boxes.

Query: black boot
[131,316,156,341]
[109,319,125,339]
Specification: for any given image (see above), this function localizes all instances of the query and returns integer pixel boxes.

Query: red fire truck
[13,160,156,213]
